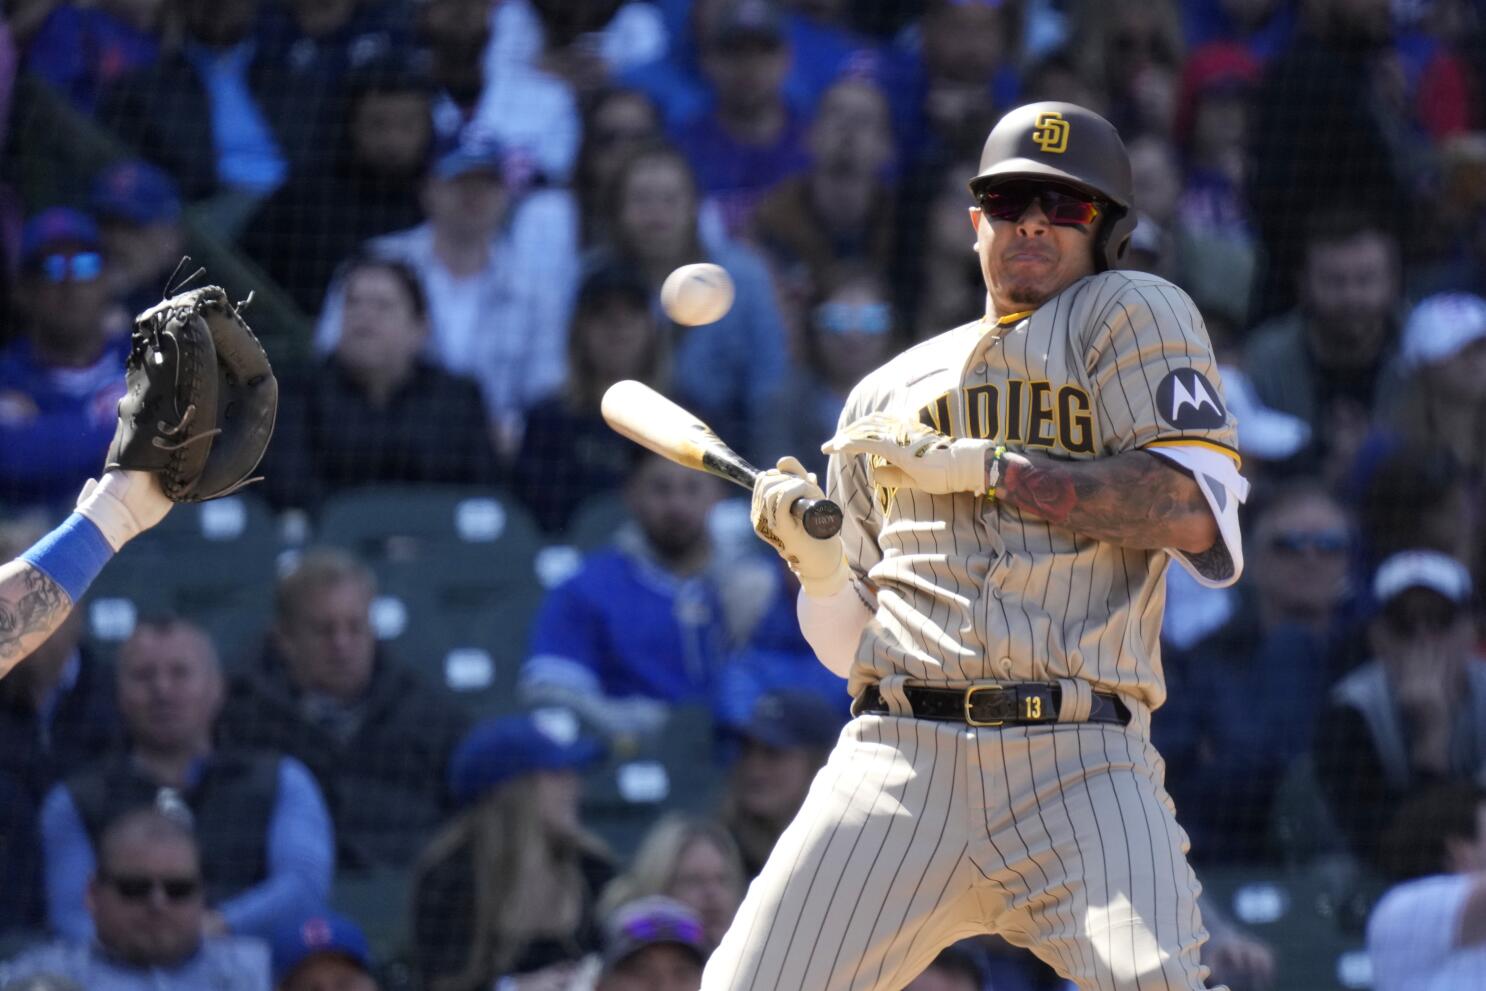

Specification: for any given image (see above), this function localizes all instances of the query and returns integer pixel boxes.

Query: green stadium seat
[1269,752,1349,866]
[562,492,631,551]
[130,491,280,549]
[332,865,413,960]
[368,549,543,718]
[1197,864,1376,990]
[580,704,721,859]
[83,494,280,666]
[317,486,542,567]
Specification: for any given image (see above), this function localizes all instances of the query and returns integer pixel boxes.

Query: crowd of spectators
[2,0,1486,987]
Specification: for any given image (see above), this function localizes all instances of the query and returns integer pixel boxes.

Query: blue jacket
[524,544,731,703]
[0,335,128,512]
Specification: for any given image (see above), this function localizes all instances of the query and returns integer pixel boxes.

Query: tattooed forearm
[0,564,70,663]
[997,449,1219,552]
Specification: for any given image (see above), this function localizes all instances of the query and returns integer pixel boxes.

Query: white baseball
[660,263,735,326]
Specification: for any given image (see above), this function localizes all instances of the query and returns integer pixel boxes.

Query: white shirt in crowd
[486,0,668,76]
[1369,874,1486,990]
[315,188,579,446]
[432,63,580,184]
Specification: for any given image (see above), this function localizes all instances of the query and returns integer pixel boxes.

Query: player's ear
[968,207,981,234]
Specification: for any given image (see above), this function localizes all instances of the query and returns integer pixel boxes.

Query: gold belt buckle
[964,684,1004,727]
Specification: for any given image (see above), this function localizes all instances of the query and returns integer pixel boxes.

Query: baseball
[661,263,735,326]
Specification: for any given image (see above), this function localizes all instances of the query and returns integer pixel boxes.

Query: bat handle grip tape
[790,497,843,539]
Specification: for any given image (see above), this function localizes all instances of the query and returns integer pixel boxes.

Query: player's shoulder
[1077,269,1199,318]
[1069,270,1207,348]
[842,319,982,416]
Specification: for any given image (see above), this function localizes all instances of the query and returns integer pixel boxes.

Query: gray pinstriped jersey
[828,270,1239,710]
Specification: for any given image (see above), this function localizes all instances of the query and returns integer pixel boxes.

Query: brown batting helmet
[967,101,1136,271]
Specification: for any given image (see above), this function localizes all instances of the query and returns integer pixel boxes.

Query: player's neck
[984,301,1038,327]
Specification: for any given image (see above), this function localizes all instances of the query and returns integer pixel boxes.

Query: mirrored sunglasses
[39,251,103,284]
[1267,529,1350,556]
[976,184,1102,227]
[814,302,893,336]
[104,873,201,902]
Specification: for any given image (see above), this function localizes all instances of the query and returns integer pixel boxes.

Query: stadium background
[2,0,1486,988]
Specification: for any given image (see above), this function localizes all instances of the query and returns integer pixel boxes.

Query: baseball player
[720,102,1249,991]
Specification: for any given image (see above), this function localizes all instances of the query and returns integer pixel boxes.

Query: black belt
[853,682,1130,727]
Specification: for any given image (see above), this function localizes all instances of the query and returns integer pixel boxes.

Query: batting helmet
[967,101,1136,271]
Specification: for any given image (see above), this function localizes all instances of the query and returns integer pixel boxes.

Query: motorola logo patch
[1155,368,1226,429]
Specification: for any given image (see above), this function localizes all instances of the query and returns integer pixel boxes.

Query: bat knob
[793,498,843,539]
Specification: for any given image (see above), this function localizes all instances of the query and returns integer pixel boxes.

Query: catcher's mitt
[106,285,277,502]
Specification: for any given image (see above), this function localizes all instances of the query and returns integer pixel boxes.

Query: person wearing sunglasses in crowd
[1157,480,1356,865]
[778,265,899,482]
[0,208,127,514]
[1315,549,1486,873]
[0,807,270,990]
[739,101,1247,990]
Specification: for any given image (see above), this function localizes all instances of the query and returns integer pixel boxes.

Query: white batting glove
[823,413,994,495]
[750,457,848,597]
[75,469,172,551]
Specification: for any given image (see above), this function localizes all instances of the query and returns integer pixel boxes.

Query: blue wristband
[19,513,116,604]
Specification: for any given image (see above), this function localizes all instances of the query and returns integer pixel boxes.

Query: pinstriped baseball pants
[702,713,1223,991]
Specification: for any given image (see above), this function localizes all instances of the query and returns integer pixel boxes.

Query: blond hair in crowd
[412,774,609,989]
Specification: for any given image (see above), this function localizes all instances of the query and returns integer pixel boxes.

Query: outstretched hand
[823,413,993,495]
[75,469,172,551]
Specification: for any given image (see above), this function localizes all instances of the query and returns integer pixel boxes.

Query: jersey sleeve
[1084,278,1240,463]
[1085,278,1248,586]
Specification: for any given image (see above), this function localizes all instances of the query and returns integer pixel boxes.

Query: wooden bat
[601,380,843,539]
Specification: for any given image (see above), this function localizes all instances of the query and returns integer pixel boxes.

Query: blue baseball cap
[709,0,786,46]
[431,131,512,180]
[602,896,707,973]
[727,690,845,750]
[448,710,606,806]
[20,208,100,266]
[270,911,372,982]
[91,161,182,225]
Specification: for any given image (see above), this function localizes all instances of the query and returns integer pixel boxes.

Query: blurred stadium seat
[370,551,540,718]
[1198,865,1379,990]
[561,491,633,551]
[331,865,412,963]
[581,703,721,859]
[318,485,540,562]
[83,493,279,667]
[1270,753,1350,867]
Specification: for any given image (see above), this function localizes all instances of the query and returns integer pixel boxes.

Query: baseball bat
[601,380,843,539]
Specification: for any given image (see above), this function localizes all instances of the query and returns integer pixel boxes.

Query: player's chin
[1004,278,1059,306]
